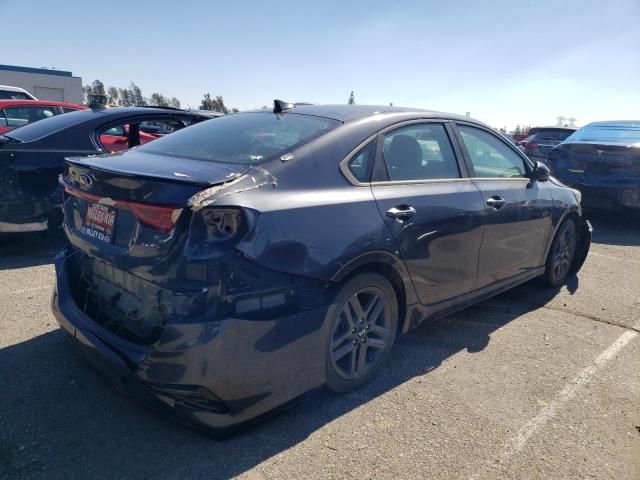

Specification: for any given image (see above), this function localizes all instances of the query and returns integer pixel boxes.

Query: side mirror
[532,161,550,182]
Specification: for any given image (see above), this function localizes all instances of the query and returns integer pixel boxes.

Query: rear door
[370,121,485,305]
[453,123,554,287]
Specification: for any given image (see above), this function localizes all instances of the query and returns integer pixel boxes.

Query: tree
[82,84,93,103]
[149,92,169,106]
[107,86,119,105]
[348,91,355,104]
[231,108,239,113]
[556,116,566,127]
[119,88,131,106]
[91,79,105,96]
[200,93,229,113]
[169,97,181,109]
[200,93,213,110]
[129,82,145,106]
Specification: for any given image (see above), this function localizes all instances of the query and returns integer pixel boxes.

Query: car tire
[544,218,577,288]
[325,273,398,393]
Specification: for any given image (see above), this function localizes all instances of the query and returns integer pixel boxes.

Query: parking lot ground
[1,211,639,479]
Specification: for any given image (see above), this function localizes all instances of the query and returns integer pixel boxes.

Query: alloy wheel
[329,287,392,380]
[552,223,576,283]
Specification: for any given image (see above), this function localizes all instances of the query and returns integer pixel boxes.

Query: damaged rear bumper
[52,247,331,432]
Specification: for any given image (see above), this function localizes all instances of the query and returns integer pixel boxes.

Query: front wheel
[544,218,577,287]
[325,273,398,393]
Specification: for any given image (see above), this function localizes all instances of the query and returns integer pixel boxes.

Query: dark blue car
[548,121,640,210]
[52,102,591,432]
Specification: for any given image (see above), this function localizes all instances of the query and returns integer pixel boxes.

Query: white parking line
[590,251,640,265]
[10,285,52,295]
[469,319,640,479]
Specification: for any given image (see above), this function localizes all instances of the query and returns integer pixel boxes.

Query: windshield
[528,130,574,142]
[138,112,341,164]
[565,123,640,144]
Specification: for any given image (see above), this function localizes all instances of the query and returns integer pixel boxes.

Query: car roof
[0,85,31,92]
[2,106,209,143]
[246,104,475,123]
[583,120,640,127]
[0,99,85,109]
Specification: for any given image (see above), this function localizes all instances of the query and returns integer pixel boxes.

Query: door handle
[386,205,416,221]
[486,196,506,209]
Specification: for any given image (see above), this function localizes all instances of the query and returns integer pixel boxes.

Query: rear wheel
[325,273,398,392]
[544,218,577,287]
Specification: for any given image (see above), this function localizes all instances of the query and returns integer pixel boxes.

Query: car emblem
[596,149,604,155]
[78,172,94,189]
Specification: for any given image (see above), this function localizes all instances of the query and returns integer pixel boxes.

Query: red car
[0,100,86,134]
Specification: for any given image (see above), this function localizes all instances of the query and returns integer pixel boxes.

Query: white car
[0,85,37,100]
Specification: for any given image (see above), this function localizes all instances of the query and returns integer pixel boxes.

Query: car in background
[548,121,640,210]
[0,85,37,100]
[517,127,576,164]
[0,106,210,232]
[0,100,86,134]
[52,102,591,432]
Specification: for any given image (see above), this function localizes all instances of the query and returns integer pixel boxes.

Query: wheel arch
[330,252,418,334]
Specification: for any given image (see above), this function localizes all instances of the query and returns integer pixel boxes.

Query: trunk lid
[61,150,250,266]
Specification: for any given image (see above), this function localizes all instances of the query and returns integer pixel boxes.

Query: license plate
[82,203,116,243]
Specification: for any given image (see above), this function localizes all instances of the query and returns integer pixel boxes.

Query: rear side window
[138,112,341,164]
[0,90,31,100]
[62,107,81,113]
[347,142,375,183]
[459,126,527,178]
[381,123,459,181]
[3,106,56,128]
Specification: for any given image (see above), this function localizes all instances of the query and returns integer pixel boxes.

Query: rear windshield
[138,112,341,164]
[3,108,92,142]
[566,124,640,144]
[528,130,573,142]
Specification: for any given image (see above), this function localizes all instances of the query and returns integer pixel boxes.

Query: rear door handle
[486,196,506,209]
[386,205,416,221]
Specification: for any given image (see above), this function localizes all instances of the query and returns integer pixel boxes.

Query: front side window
[4,106,56,128]
[458,125,527,178]
[138,112,341,164]
[381,123,459,181]
[97,117,189,153]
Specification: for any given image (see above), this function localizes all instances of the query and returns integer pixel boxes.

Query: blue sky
[2,0,638,129]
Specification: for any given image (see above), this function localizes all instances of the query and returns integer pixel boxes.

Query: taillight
[127,203,179,233]
[62,181,181,233]
[186,207,251,256]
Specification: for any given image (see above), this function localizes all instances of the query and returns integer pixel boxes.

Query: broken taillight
[62,181,181,233]
[186,207,251,256]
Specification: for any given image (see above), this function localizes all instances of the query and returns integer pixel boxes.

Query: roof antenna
[273,99,294,113]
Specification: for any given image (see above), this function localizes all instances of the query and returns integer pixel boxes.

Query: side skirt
[402,267,545,332]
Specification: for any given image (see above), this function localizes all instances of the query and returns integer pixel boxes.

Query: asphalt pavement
[0,210,638,479]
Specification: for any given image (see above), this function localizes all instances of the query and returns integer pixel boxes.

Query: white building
[0,65,83,104]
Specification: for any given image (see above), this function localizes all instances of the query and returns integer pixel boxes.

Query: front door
[454,124,554,287]
[371,121,485,305]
